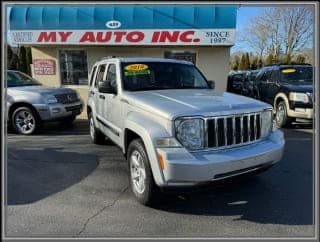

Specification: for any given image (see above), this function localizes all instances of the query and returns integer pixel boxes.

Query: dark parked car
[242,70,260,97]
[227,71,246,94]
[6,70,84,134]
[254,64,313,127]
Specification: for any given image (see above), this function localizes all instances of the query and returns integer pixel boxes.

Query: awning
[8,4,237,46]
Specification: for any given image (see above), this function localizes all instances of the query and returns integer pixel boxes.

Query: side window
[271,70,280,82]
[105,64,117,89]
[95,64,107,88]
[89,66,97,86]
[265,70,273,82]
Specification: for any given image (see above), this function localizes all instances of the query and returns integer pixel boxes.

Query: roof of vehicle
[263,64,312,69]
[96,57,194,65]
[6,70,20,72]
[228,70,247,76]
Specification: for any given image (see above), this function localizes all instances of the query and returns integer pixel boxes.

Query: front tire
[275,101,292,127]
[127,139,158,205]
[88,113,105,144]
[12,106,39,135]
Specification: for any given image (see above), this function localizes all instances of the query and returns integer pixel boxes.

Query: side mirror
[98,80,117,94]
[208,80,215,89]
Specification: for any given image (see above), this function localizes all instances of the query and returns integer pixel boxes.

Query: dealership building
[8,4,237,104]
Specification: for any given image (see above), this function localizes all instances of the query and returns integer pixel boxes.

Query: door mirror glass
[208,80,215,89]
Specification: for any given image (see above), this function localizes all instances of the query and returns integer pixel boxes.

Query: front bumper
[287,107,313,119]
[34,100,83,121]
[156,130,284,187]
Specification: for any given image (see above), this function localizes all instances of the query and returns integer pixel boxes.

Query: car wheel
[275,101,292,127]
[12,107,39,135]
[88,113,105,144]
[127,139,157,205]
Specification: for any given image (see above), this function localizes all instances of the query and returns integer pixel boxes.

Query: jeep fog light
[175,118,204,150]
[261,110,272,138]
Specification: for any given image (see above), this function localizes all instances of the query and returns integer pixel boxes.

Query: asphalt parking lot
[5,119,314,238]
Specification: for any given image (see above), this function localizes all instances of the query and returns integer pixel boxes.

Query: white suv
[87,57,285,205]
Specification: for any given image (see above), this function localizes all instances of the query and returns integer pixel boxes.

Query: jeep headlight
[289,92,309,103]
[260,110,272,138]
[44,94,58,104]
[175,118,204,150]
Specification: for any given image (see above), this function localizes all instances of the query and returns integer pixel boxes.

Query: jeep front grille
[54,93,79,104]
[206,113,261,149]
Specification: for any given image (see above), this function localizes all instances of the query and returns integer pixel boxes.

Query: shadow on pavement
[7,119,90,136]
[152,129,313,226]
[7,147,98,205]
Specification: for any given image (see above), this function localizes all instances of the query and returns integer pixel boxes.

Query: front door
[98,63,121,144]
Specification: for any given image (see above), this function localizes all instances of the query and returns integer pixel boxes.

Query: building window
[59,50,88,85]
[164,51,196,65]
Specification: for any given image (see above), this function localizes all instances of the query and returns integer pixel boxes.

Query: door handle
[99,95,105,100]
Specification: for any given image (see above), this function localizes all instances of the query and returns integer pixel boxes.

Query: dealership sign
[9,29,235,46]
[33,59,56,75]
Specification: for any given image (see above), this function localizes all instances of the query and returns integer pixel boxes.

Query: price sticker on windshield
[281,68,296,73]
[125,64,149,71]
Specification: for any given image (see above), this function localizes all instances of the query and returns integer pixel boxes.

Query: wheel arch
[123,112,170,187]
[273,93,290,112]
[8,102,41,122]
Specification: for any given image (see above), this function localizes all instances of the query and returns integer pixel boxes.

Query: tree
[258,58,263,68]
[251,56,259,70]
[230,54,240,70]
[265,53,274,65]
[280,7,313,60]
[238,54,247,70]
[285,54,291,64]
[18,46,28,74]
[239,15,269,58]
[245,52,250,70]
[240,6,313,61]
[296,54,306,64]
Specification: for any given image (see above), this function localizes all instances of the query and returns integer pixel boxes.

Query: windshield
[6,71,42,87]
[280,67,313,83]
[121,62,209,91]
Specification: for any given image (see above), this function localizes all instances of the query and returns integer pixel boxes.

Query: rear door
[257,69,272,102]
[94,64,107,131]
[265,69,281,104]
[95,63,121,144]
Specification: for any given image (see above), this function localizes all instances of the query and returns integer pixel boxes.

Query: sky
[231,6,265,54]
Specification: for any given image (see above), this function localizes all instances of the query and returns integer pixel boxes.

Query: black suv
[254,64,313,127]
[227,71,246,94]
[242,70,260,97]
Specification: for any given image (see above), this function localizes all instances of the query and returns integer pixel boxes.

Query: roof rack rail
[99,56,116,61]
[264,63,312,67]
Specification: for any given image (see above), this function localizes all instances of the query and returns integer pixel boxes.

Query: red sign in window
[33,59,56,75]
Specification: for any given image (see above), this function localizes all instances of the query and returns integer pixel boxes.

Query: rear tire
[127,138,158,205]
[88,113,105,144]
[275,101,292,128]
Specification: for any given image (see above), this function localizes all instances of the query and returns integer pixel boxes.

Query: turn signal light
[157,153,165,170]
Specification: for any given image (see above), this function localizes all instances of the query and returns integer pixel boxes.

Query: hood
[8,85,76,95]
[123,89,271,120]
[282,83,313,93]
